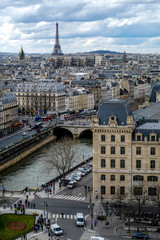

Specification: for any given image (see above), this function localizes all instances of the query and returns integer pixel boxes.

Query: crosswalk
[51,194,85,201]
[48,213,76,220]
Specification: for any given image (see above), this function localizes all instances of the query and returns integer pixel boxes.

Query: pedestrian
[41,224,43,231]
[94,219,97,227]
[2,185,5,196]
[25,199,28,206]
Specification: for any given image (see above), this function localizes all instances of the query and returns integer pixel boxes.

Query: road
[32,172,93,240]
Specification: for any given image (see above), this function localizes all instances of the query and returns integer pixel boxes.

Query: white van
[91,237,104,240]
[76,213,84,226]
[50,223,63,236]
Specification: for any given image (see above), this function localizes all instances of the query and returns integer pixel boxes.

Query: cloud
[0,0,160,53]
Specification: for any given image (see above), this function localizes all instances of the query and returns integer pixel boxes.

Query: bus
[35,116,52,122]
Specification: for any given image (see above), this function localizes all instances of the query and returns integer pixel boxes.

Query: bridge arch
[79,129,92,138]
[53,127,73,138]
[53,124,92,139]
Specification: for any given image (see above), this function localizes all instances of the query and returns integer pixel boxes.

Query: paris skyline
[1,0,160,54]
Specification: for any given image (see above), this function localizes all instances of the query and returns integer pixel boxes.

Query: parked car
[132,232,149,239]
[60,178,70,185]
[50,223,63,236]
[71,174,81,181]
[74,171,82,177]
[68,181,76,189]
[82,166,91,172]
[22,132,27,136]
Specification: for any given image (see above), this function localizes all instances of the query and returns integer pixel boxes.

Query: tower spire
[52,22,63,55]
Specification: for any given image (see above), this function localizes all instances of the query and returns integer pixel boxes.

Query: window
[110,186,115,195]
[150,160,155,169]
[134,187,142,195]
[120,186,125,195]
[111,135,115,142]
[101,174,105,181]
[136,147,141,155]
[150,147,155,155]
[120,147,125,155]
[136,160,141,169]
[147,176,158,182]
[148,187,157,196]
[120,175,125,181]
[120,160,125,168]
[121,135,125,142]
[111,159,115,168]
[111,146,115,154]
[137,135,141,141]
[151,135,156,141]
[101,146,106,154]
[101,135,105,142]
[101,186,106,195]
[110,175,115,181]
[101,159,106,168]
[133,175,144,181]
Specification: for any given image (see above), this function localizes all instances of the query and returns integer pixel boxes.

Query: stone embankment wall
[0,135,55,172]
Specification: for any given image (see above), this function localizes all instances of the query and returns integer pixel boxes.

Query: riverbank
[0,134,56,172]
[0,138,92,191]
[0,156,92,195]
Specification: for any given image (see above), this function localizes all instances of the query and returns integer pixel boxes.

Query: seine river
[0,138,92,191]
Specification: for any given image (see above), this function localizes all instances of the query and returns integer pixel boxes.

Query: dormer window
[136,134,142,141]
[108,115,117,127]
[150,134,156,142]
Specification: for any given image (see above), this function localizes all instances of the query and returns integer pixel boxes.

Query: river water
[0,138,92,191]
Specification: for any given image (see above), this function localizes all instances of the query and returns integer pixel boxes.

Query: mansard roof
[97,98,133,126]
[149,81,160,102]
[133,122,160,141]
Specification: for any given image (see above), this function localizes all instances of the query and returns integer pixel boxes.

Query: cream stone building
[0,90,18,136]
[91,99,160,201]
[14,81,65,115]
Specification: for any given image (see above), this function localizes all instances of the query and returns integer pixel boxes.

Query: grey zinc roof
[97,98,133,126]
[134,102,160,121]
[149,81,160,102]
[133,122,160,141]
[136,122,160,130]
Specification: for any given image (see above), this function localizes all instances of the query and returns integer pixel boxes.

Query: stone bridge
[54,123,91,138]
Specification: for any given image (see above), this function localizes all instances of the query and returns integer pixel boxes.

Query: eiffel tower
[52,22,63,55]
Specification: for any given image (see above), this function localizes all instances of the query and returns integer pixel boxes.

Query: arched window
[120,160,125,168]
[101,146,106,154]
[111,146,115,154]
[133,175,144,181]
[101,174,106,181]
[150,147,155,155]
[147,176,158,182]
[110,175,115,181]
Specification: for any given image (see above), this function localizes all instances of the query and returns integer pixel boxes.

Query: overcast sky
[1,0,160,54]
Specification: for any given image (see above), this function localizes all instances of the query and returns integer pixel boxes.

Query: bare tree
[47,137,77,184]
[132,182,148,221]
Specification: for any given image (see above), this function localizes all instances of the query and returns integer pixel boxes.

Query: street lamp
[90,203,94,229]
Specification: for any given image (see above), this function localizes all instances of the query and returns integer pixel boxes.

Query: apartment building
[91,99,160,201]
[0,90,18,136]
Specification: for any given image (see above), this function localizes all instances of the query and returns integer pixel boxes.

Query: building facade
[14,81,65,115]
[0,90,18,136]
[91,99,160,202]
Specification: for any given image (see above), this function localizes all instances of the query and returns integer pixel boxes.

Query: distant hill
[80,50,122,55]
